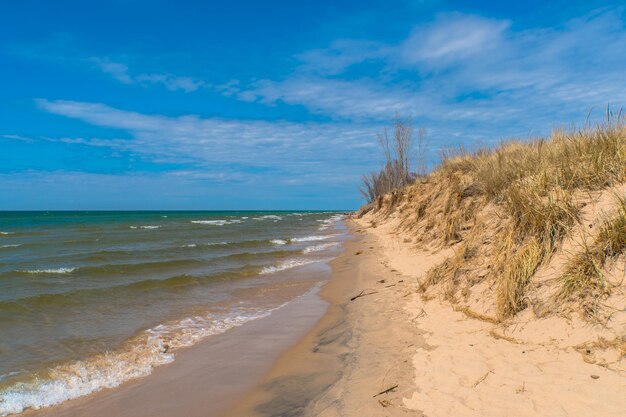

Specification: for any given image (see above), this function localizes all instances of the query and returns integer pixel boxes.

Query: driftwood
[350,290,378,301]
[373,384,399,397]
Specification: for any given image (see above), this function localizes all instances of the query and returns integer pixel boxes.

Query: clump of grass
[419,259,450,293]
[496,236,543,318]
[496,184,580,318]
[560,196,626,301]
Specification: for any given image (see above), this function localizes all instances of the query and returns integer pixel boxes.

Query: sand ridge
[359,216,626,417]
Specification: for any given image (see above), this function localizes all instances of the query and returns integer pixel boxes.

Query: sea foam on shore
[0,305,286,416]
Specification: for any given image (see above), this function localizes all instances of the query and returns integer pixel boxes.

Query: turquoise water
[0,211,347,415]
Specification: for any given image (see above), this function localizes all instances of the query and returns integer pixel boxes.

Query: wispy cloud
[398,14,509,66]
[35,98,379,179]
[0,134,35,143]
[237,9,626,130]
[90,57,208,92]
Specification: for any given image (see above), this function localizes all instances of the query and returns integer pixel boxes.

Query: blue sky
[1,0,626,210]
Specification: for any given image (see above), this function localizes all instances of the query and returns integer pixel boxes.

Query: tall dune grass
[560,196,626,309]
[439,118,624,317]
[373,114,626,320]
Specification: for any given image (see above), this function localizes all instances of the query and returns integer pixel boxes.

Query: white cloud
[91,58,133,84]
[35,99,381,177]
[91,57,209,92]
[296,39,390,76]
[0,134,35,142]
[399,14,509,65]
[241,77,423,119]
[237,9,626,131]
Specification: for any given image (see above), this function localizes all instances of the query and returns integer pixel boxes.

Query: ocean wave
[290,234,337,243]
[270,239,287,245]
[21,267,76,274]
[252,215,282,221]
[317,214,345,231]
[184,242,228,247]
[9,259,203,280]
[302,242,339,254]
[0,232,14,235]
[129,225,160,229]
[0,244,21,249]
[0,305,286,416]
[0,269,261,313]
[191,219,243,226]
[260,259,317,275]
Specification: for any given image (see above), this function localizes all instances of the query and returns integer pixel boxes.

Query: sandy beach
[229,216,626,417]
[15,210,625,417]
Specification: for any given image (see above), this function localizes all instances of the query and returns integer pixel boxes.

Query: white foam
[290,234,338,243]
[184,242,227,247]
[317,214,345,231]
[303,242,339,253]
[140,225,160,229]
[252,215,282,221]
[260,259,317,274]
[0,232,14,235]
[0,244,21,249]
[0,305,286,416]
[270,239,287,245]
[262,215,282,220]
[191,219,242,226]
[22,267,76,274]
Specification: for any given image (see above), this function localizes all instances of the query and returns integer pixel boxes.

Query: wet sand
[226,226,422,417]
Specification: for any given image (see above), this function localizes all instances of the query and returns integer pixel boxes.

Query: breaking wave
[0,304,287,416]
[260,259,318,275]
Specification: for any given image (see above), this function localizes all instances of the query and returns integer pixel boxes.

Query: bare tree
[416,127,428,178]
[360,115,427,203]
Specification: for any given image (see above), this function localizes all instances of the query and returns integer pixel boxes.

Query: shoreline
[18,215,625,417]
[22,274,332,417]
[224,222,421,417]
